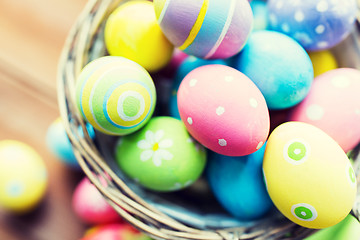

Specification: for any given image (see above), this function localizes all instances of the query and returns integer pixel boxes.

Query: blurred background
[0,0,90,239]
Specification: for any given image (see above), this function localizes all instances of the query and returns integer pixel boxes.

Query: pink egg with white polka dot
[72,177,122,225]
[177,65,270,156]
[289,68,360,153]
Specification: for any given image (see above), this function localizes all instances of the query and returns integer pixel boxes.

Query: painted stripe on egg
[178,0,209,50]
[158,0,203,47]
[204,0,236,59]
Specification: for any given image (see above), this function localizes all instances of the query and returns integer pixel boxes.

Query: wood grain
[0,0,92,239]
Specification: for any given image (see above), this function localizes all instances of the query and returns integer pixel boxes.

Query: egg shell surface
[154,0,253,59]
[250,0,269,31]
[46,118,95,168]
[115,116,207,192]
[104,1,173,72]
[72,177,122,225]
[206,143,273,220]
[75,56,156,136]
[305,214,360,240]
[263,121,357,229]
[0,140,47,213]
[235,30,314,110]
[289,68,360,153]
[177,64,269,156]
[308,50,337,77]
[267,0,357,51]
[169,56,227,119]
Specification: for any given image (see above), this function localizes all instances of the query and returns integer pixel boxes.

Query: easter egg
[206,144,273,220]
[46,118,95,168]
[267,0,358,51]
[104,1,173,72]
[0,140,47,213]
[115,116,207,192]
[263,121,357,229]
[154,0,253,59]
[289,68,360,153]
[169,56,227,119]
[250,0,269,31]
[177,64,270,156]
[308,50,338,77]
[72,177,122,225]
[305,215,360,240]
[81,223,152,240]
[75,56,156,136]
[235,30,314,110]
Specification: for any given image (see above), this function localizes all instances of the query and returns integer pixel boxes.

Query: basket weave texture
[57,0,360,239]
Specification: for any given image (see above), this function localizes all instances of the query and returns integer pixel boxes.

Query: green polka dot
[123,96,140,117]
[294,206,313,220]
[288,141,307,161]
[349,166,356,183]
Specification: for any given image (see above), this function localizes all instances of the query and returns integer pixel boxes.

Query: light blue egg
[235,30,313,110]
[206,143,273,220]
[46,119,95,168]
[169,56,227,119]
[250,0,269,31]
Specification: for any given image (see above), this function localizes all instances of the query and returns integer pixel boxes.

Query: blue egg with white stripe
[235,30,313,110]
[267,0,357,51]
[169,56,227,119]
[154,0,253,59]
[206,143,273,220]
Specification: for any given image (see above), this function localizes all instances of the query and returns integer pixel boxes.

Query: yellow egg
[104,1,174,72]
[308,50,338,77]
[0,140,47,213]
[263,122,357,229]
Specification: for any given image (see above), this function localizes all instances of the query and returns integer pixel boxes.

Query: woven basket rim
[56,0,360,239]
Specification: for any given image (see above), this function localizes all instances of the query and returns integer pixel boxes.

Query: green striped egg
[75,56,156,136]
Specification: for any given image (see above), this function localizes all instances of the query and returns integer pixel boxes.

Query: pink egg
[289,68,360,153]
[72,177,122,225]
[177,64,270,156]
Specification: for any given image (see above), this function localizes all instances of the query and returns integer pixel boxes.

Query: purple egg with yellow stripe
[154,0,253,59]
[75,56,156,136]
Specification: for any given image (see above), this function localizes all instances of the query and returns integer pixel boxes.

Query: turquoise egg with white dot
[235,30,313,110]
[169,56,227,119]
[46,118,95,168]
[206,143,274,220]
[0,140,48,213]
[267,0,357,51]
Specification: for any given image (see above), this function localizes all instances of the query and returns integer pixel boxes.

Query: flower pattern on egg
[137,130,174,167]
[283,139,310,165]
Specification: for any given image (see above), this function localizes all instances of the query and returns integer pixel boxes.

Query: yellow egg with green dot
[0,140,48,213]
[263,122,357,229]
[104,1,174,72]
[308,50,337,77]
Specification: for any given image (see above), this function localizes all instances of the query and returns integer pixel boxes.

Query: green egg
[115,116,207,192]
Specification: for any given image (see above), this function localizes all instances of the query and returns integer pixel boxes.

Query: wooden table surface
[0,0,92,239]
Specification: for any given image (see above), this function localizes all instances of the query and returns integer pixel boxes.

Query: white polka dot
[276,1,283,9]
[306,104,324,120]
[317,41,329,48]
[317,1,328,12]
[189,78,198,87]
[294,10,305,22]
[331,76,351,88]
[218,139,227,147]
[249,98,258,108]
[355,109,360,115]
[294,149,301,155]
[301,211,306,216]
[281,23,290,33]
[216,106,225,116]
[315,25,325,34]
[269,13,278,26]
[224,76,233,82]
[256,141,264,150]
[187,117,193,125]
[6,181,24,197]
[187,137,194,143]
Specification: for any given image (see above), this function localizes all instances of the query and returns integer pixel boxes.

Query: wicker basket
[57,0,360,239]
